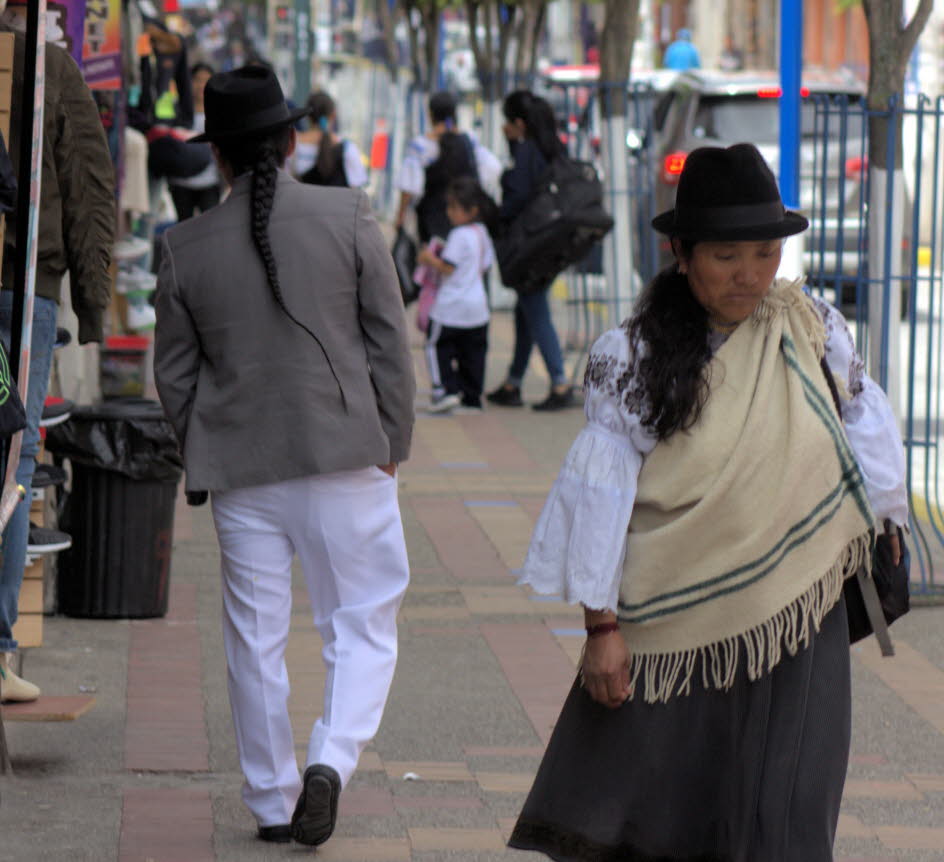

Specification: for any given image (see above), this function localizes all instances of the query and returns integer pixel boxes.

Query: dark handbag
[0,339,27,439]
[845,525,910,649]
[392,227,420,305]
[495,155,614,295]
[818,356,910,653]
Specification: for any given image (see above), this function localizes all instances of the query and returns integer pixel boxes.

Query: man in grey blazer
[154,67,414,848]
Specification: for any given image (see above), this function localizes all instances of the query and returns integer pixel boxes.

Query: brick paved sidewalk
[1,312,942,861]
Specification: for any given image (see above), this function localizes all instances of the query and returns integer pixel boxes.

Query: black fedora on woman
[190,65,308,143]
[652,142,809,241]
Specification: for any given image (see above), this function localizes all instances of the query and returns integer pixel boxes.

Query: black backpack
[495,156,614,295]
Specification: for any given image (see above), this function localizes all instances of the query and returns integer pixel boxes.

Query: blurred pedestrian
[292,90,368,187]
[0,8,114,703]
[418,176,497,414]
[508,143,908,861]
[154,66,414,848]
[663,28,701,71]
[168,62,222,220]
[487,90,575,412]
[395,91,501,243]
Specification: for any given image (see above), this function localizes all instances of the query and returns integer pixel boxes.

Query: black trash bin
[45,398,183,618]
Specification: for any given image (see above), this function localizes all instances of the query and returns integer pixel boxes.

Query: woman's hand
[887,532,901,566]
[884,520,901,566]
[417,247,437,266]
[581,630,631,709]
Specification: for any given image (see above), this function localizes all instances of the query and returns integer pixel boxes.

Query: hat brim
[189,105,309,143]
[651,208,809,241]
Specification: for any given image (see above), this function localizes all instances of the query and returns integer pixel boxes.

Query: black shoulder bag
[819,355,910,654]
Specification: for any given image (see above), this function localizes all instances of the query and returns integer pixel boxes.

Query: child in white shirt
[417,177,497,413]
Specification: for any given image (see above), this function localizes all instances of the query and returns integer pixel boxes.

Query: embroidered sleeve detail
[813,294,865,398]
[583,326,653,431]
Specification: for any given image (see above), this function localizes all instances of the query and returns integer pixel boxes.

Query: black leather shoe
[257,824,292,843]
[291,763,341,846]
[486,384,523,407]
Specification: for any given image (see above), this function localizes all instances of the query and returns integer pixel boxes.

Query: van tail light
[757,86,782,98]
[845,155,868,180]
[663,151,687,184]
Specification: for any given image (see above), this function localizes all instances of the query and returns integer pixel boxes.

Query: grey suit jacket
[154,170,415,493]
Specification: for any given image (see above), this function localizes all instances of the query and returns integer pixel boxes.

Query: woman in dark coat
[486,90,576,412]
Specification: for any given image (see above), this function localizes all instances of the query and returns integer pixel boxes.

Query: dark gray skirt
[508,595,851,862]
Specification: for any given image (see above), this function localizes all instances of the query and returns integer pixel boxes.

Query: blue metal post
[779,0,802,210]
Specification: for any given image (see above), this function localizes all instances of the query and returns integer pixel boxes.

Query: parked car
[641,68,908,307]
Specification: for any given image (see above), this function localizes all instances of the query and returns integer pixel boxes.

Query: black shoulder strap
[819,355,843,416]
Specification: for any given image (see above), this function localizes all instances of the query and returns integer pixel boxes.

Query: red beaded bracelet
[586,621,620,638]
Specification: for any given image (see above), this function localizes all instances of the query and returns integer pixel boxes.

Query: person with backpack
[293,90,368,188]
[153,66,414,847]
[394,91,501,243]
[487,90,576,412]
[417,176,497,414]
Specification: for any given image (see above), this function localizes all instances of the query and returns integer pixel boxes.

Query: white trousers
[211,468,410,827]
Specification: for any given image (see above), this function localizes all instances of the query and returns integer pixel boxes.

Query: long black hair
[428,90,475,181]
[626,240,711,440]
[503,90,565,162]
[307,90,342,183]
[447,176,499,237]
[215,126,346,406]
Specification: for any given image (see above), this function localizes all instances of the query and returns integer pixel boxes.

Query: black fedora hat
[190,65,308,143]
[651,143,809,241]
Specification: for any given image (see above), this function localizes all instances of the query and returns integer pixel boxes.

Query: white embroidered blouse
[520,295,909,612]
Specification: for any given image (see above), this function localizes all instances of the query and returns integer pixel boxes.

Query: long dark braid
[219,128,347,408]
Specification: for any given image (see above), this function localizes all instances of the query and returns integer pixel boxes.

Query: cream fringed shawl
[618,279,873,703]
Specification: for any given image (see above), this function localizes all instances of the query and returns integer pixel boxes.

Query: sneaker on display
[113,235,151,262]
[27,523,72,555]
[32,463,68,489]
[54,327,72,349]
[126,299,156,332]
[117,265,157,295]
[39,397,74,427]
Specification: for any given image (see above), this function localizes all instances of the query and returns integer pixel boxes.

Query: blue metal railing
[808,93,944,595]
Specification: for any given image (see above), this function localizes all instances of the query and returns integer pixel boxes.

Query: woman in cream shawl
[508,144,907,862]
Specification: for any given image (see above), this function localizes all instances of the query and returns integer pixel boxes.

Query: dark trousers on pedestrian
[170,184,221,221]
[426,320,488,407]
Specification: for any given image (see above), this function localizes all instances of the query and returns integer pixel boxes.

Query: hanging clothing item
[0,22,115,344]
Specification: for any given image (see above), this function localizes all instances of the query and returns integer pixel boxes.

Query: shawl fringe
[627,532,871,704]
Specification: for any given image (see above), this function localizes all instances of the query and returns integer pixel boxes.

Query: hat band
[675,201,785,231]
[206,102,291,137]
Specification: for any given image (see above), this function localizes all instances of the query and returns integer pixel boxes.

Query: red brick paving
[480,622,575,744]
[124,582,209,772]
[119,788,214,862]
[392,795,484,811]
[458,412,541,472]
[410,497,508,581]
[339,787,397,816]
